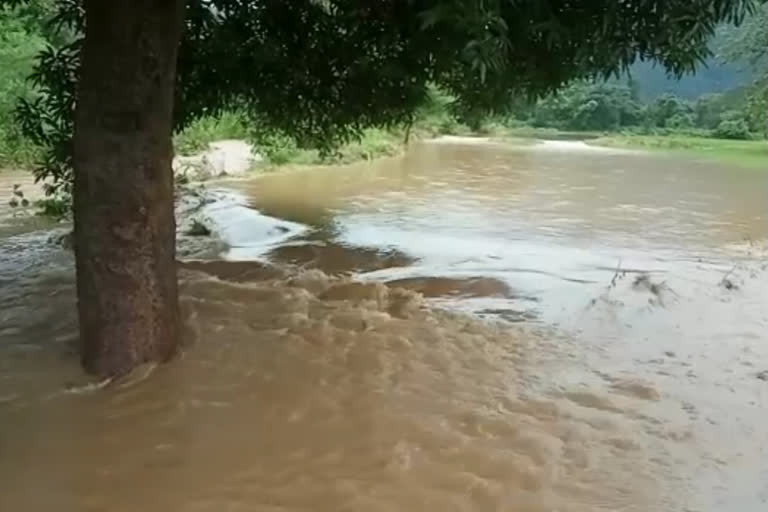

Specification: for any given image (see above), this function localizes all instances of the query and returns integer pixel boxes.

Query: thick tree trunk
[73,0,186,377]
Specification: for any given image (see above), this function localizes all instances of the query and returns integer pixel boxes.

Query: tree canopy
[716,2,768,132]
[174,0,759,140]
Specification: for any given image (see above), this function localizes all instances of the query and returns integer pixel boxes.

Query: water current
[1,139,766,511]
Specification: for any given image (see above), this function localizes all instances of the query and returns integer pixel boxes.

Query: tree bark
[73,0,186,377]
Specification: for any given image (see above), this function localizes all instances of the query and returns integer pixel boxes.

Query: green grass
[173,111,408,169]
[173,111,250,156]
[329,127,403,164]
[591,134,768,169]
[0,128,43,169]
[258,127,404,169]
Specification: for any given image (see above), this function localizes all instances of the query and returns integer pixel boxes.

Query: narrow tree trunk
[73,0,186,377]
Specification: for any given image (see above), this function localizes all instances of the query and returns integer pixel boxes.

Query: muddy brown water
[1,139,767,511]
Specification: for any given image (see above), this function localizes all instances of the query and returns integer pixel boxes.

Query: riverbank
[172,111,411,170]
[466,125,767,169]
[590,134,768,169]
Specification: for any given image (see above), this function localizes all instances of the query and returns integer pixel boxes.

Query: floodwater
[1,139,767,511]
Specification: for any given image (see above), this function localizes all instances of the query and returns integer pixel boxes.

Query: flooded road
[1,139,767,511]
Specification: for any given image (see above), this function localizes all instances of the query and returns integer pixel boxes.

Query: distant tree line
[510,78,765,140]
[509,2,766,139]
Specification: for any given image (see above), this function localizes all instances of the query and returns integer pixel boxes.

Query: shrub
[173,111,249,156]
[714,118,751,140]
[666,113,695,130]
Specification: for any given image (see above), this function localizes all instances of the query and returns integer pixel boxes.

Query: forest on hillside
[509,7,767,138]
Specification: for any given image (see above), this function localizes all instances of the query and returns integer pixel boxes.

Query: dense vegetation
[508,78,765,139]
[0,0,48,167]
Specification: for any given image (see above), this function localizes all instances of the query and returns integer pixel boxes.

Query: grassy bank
[172,110,768,174]
[253,127,406,168]
[0,129,43,170]
[591,134,768,169]
[172,110,449,170]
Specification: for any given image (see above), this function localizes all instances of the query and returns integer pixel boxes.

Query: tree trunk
[73,0,186,377]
